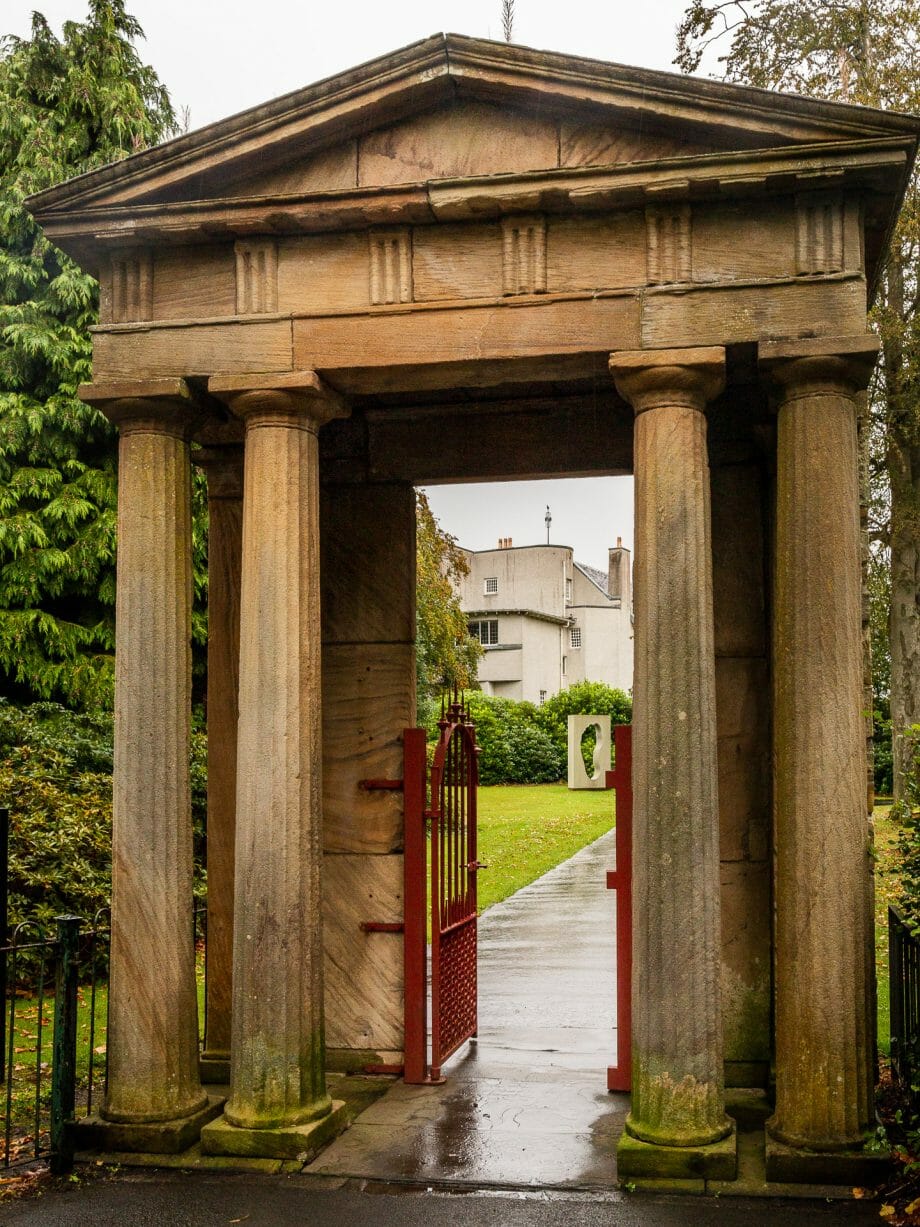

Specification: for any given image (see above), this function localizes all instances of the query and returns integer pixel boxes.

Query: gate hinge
[359,778,403,791]
[360,921,405,934]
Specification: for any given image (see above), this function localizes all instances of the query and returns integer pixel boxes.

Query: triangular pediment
[28,32,920,220]
[227,99,724,202]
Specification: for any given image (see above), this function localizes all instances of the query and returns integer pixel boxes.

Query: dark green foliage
[535,681,632,773]
[431,683,632,786]
[0,3,181,707]
[876,702,895,796]
[0,700,207,951]
[460,694,566,785]
[0,700,112,942]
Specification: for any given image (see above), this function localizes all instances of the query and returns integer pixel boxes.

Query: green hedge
[430,682,632,786]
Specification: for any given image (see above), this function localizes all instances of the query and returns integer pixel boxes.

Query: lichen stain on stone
[721,965,770,1061]
[632,1062,730,1145]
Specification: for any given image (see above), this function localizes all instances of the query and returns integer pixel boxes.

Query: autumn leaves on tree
[677,0,920,800]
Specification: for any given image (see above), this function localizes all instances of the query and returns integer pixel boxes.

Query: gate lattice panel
[403,697,480,1083]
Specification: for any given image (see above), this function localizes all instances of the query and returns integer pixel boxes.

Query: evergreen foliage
[0,2,179,708]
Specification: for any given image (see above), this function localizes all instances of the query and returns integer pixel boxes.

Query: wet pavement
[0,1169,881,1226]
[307,826,628,1189]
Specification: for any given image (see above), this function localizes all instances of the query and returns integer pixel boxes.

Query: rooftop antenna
[545,504,552,544]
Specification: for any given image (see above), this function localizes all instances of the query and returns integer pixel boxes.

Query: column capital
[194,445,244,501]
[208,371,348,432]
[78,378,205,438]
[609,347,725,415]
[759,335,879,400]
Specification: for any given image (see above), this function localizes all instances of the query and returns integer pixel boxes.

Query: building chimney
[497,537,513,549]
[608,540,632,608]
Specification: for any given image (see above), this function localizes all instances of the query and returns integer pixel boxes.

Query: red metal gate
[404,697,480,1083]
[605,723,632,1091]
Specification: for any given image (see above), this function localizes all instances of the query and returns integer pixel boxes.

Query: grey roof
[575,562,609,596]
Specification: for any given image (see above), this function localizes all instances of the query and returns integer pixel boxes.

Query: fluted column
[76,378,217,1150]
[610,348,732,1167]
[195,446,244,1083]
[762,338,878,1161]
[202,373,348,1155]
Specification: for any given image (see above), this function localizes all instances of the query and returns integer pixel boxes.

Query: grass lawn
[476,783,616,913]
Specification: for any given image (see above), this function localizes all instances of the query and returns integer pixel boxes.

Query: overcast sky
[6,0,706,566]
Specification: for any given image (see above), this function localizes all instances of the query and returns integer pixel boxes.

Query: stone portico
[28,34,919,1182]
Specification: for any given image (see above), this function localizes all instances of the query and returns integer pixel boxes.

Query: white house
[456,538,633,704]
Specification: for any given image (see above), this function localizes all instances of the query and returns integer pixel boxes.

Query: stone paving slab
[307,829,623,1189]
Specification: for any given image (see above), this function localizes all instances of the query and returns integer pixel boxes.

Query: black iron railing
[0,909,109,1174]
[890,904,920,1109]
[0,789,209,1177]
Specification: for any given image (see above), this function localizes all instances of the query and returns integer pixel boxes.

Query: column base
[765,1136,891,1186]
[201,1100,348,1160]
[617,1121,737,1181]
[199,1050,231,1084]
[74,1094,224,1155]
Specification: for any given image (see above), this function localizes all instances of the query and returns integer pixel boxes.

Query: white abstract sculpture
[567,714,612,789]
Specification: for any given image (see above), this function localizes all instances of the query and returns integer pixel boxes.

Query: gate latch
[466,860,489,871]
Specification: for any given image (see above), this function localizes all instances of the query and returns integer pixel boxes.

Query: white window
[570,626,582,649]
[469,619,499,646]
[484,576,498,595]
[539,690,547,705]
[565,577,573,603]
[562,655,567,675]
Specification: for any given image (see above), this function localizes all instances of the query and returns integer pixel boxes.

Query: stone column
[195,446,244,1084]
[76,379,220,1153]
[609,348,735,1180]
[201,373,349,1160]
[761,337,882,1184]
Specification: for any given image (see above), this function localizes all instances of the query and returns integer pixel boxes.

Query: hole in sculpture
[580,723,602,780]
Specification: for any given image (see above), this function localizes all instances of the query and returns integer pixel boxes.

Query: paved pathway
[307,826,627,1189]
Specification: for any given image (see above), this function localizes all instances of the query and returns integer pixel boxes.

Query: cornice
[26,33,920,219]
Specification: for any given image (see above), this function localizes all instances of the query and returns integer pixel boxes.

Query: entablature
[39,136,907,273]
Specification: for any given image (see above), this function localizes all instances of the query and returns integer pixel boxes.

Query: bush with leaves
[0,699,207,981]
[428,682,632,785]
[535,681,632,774]
[429,693,565,785]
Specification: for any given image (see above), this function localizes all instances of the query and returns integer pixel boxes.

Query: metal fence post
[0,807,8,1085]
[50,916,80,1175]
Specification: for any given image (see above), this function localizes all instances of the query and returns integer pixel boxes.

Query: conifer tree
[0,2,179,708]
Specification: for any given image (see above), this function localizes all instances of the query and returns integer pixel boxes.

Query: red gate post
[403,727,429,1084]
[606,724,633,1091]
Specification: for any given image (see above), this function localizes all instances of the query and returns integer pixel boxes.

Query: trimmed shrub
[428,693,565,785]
[428,683,631,786]
[535,681,632,774]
